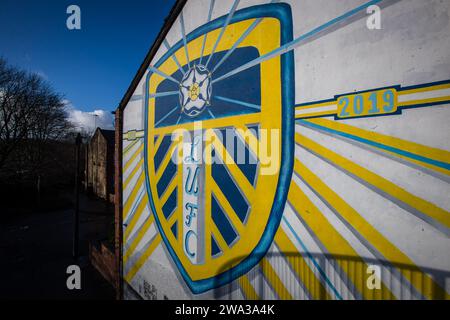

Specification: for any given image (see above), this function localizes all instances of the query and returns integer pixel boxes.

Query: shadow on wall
[215,253,450,300]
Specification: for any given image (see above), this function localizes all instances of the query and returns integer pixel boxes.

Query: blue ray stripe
[212,0,383,84]
[148,66,180,84]
[282,216,343,300]
[163,39,186,75]
[215,95,261,110]
[199,0,216,65]
[149,91,179,99]
[180,12,191,69]
[155,105,179,127]
[211,0,279,74]
[297,120,450,171]
[205,0,241,68]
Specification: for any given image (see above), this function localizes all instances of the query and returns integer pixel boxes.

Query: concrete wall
[121,0,450,300]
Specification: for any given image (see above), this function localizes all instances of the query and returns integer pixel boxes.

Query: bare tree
[0,57,73,181]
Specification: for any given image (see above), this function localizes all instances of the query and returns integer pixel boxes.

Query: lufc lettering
[175,304,275,317]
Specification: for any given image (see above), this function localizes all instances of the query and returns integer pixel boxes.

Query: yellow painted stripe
[211,221,228,253]
[295,132,450,230]
[124,234,162,282]
[296,101,337,110]
[167,206,179,227]
[293,159,449,300]
[123,139,138,155]
[211,132,255,203]
[239,275,260,300]
[124,196,149,240]
[399,96,450,107]
[234,125,259,159]
[124,214,154,262]
[153,113,260,136]
[296,110,337,119]
[124,144,144,172]
[305,118,450,171]
[159,174,177,206]
[156,143,177,181]
[211,179,244,235]
[274,228,332,300]
[153,134,164,156]
[259,258,293,300]
[124,158,144,190]
[398,83,450,95]
[288,180,395,300]
[123,173,145,219]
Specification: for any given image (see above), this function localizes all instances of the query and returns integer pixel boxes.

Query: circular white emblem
[179,64,212,117]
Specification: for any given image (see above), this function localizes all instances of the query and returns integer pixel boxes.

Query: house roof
[116,0,187,113]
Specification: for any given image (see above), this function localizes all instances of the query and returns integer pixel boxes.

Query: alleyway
[0,193,115,299]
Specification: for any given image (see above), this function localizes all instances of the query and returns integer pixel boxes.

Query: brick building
[85,128,115,201]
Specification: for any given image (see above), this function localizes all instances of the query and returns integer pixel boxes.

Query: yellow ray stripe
[295,132,450,230]
[398,83,450,95]
[274,228,332,300]
[399,96,450,107]
[259,258,293,300]
[123,139,139,155]
[167,206,179,227]
[124,234,162,283]
[238,275,260,300]
[124,144,144,172]
[156,143,177,181]
[296,110,337,119]
[123,173,145,218]
[211,179,244,235]
[124,214,155,262]
[296,101,337,110]
[124,158,144,190]
[293,159,449,300]
[305,118,450,175]
[288,180,395,300]
[124,196,149,240]
[234,125,259,159]
[124,234,162,282]
[159,174,177,206]
[211,132,255,202]
[211,221,228,253]
[153,134,165,156]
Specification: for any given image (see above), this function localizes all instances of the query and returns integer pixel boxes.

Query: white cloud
[64,100,114,134]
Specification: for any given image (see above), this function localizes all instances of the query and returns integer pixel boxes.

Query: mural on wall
[122,0,450,300]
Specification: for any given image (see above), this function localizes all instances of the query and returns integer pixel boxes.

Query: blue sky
[0,0,176,117]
